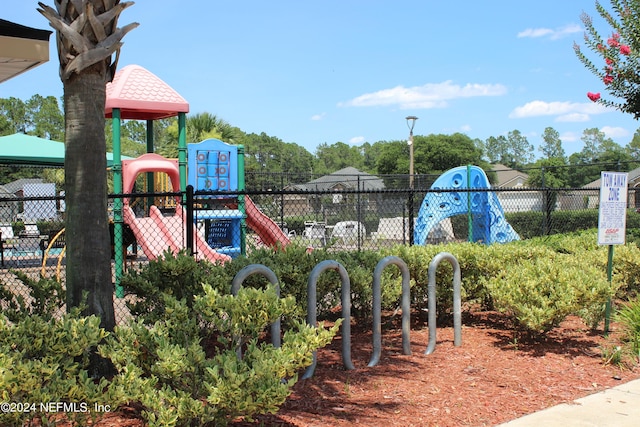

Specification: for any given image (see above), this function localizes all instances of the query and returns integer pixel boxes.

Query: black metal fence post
[357,176,362,251]
[408,189,414,246]
[185,185,194,255]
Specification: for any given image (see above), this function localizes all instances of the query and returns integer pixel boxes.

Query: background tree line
[2,94,640,190]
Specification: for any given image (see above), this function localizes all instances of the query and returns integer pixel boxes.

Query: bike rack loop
[425,252,462,355]
[302,259,354,380]
[368,255,412,367]
[231,264,281,349]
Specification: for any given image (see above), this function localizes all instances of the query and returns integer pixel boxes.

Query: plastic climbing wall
[187,138,238,192]
[414,165,519,245]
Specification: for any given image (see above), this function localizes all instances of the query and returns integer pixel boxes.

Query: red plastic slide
[123,205,232,264]
[244,196,290,249]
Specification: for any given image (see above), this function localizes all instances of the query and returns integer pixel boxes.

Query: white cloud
[601,126,629,139]
[552,24,583,39]
[517,24,582,40]
[311,113,326,121]
[518,28,553,38]
[340,81,507,109]
[509,100,609,119]
[460,124,472,132]
[349,136,365,144]
[556,113,590,122]
[560,131,580,143]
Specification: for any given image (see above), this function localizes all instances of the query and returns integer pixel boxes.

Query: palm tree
[187,112,240,144]
[156,112,242,157]
[37,1,138,348]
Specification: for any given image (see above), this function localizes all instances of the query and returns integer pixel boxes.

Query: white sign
[598,171,628,245]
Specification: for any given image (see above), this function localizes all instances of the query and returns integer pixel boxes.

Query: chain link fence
[1,165,639,324]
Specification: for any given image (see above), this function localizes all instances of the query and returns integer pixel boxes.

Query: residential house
[283,167,386,217]
[0,179,58,221]
[2,178,44,197]
[0,179,45,223]
[490,164,541,213]
[574,166,640,210]
[491,164,528,188]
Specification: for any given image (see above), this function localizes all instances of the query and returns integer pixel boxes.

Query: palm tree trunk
[64,69,115,332]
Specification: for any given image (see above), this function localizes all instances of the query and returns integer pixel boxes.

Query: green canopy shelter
[0,133,128,166]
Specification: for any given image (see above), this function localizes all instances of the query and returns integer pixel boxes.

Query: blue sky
[4,1,640,158]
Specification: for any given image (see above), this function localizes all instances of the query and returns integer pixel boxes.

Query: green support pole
[467,165,473,242]
[112,109,124,298]
[178,113,187,203]
[604,244,614,335]
[238,145,246,256]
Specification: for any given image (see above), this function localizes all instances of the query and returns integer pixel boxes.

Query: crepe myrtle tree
[37,0,138,352]
[574,0,640,118]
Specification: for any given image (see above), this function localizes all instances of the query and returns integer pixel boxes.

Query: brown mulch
[60,310,640,427]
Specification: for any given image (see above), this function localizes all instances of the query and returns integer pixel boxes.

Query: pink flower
[604,75,614,85]
[620,44,631,55]
[606,57,614,65]
[587,92,601,102]
[597,43,606,52]
[608,37,620,47]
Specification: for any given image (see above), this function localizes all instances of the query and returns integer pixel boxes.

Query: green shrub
[443,242,504,309]
[616,298,640,360]
[0,311,123,426]
[385,244,460,321]
[0,271,65,322]
[242,245,391,319]
[121,250,234,323]
[332,250,387,316]
[384,231,636,336]
[103,284,339,426]
[611,244,640,298]
[484,254,613,334]
[0,272,130,426]
[233,244,333,317]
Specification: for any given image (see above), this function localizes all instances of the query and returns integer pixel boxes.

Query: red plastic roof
[105,64,189,120]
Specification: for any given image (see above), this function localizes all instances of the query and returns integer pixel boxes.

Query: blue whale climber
[414,165,520,245]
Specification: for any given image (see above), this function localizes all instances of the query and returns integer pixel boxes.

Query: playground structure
[414,165,520,245]
[105,64,290,296]
[118,141,291,261]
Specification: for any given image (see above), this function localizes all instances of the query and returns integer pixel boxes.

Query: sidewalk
[497,378,640,426]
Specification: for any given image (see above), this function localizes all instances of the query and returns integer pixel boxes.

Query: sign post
[598,171,628,334]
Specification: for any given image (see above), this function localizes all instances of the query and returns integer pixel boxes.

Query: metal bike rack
[302,259,353,379]
[425,252,462,355]
[229,254,458,378]
[368,255,412,367]
[231,264,281,349]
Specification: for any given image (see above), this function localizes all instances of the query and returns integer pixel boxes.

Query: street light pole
[406,116,418,188]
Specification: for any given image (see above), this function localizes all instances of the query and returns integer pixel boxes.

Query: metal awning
[0,19,51,84]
